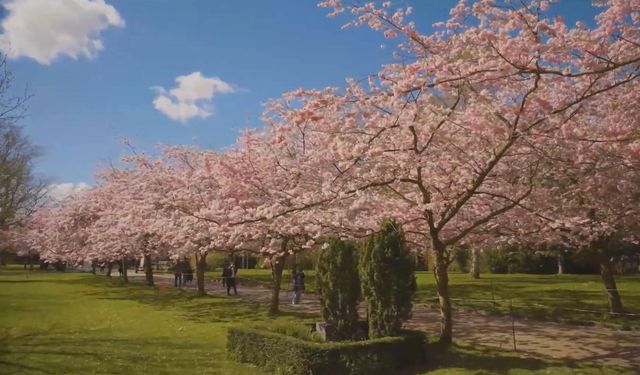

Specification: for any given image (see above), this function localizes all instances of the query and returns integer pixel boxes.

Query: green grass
[414,272,640,329]
[416,343,634,375]
[233,269,640,328]
[0,268,634,374]
[0,268,314,374]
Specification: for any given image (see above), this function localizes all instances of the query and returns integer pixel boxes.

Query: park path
[134,273,640,372]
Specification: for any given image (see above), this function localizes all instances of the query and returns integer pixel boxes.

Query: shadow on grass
[0,330,233,374]
[82,276,317,326]
[398,342,606,375]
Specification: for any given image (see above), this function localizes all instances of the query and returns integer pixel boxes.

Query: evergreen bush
[316,238,361,340]
[359,219,416,338]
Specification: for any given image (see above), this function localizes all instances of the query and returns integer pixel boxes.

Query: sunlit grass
[235,269,640,328]
[0,268,635,374]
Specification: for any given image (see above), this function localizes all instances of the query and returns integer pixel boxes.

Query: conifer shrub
[316,238,361,340]
[359,219,416,338]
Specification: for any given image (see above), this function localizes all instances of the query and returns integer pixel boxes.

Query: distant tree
[469,249,481,279]
[360,219,416,338]
[453,246,469,273]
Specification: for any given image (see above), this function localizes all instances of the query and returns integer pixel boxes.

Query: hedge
[227,327,427,375]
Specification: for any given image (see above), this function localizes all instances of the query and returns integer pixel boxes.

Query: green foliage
[266,321,324,342]
[486,246,559,274]
[227,327,427,375]
[485,246,517,273]
[359,219,416,338]
[316,238,360,340]
[284,250,318,270]
[452,246,470,273]
[206,252,230,270]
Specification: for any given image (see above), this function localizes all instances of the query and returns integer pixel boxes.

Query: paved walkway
[132,273,640,372]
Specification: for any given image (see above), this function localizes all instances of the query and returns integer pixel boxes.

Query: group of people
[172,259,194,287]
[173,258,306,303]
[221,263,305,303]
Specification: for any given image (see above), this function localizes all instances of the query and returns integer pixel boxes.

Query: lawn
[0,268,634,374]
[232,269,640,328]
[414,272,640,328]
[0,268,290,374]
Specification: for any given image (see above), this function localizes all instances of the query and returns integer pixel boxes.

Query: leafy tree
[316,238,360,340]
[360,219,416,338]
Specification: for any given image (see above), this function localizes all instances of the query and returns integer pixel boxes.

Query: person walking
[226,263,238,295]
[173,260,183,287]
[183,259,193,284]
[221,262,229,289]
[291,267,305,305]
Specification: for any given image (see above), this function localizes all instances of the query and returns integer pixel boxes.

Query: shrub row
[227,327,427,375]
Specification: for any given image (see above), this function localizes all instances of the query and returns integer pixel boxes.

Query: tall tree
[307,0,640,345]
[0,54,45,231]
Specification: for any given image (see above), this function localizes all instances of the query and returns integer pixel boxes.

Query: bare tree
[0,53,46,231]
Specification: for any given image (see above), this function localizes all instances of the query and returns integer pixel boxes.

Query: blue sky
[2,0,599,189]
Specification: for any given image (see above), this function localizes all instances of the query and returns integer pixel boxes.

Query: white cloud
[47,182,91,202]
[0,0,124,65]
[152,71,237,123]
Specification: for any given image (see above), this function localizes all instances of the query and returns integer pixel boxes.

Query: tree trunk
[196,252,207,296]
[144,254,154,287]
[469,248,480,279]
[106,262,113,277]
[269,240,289,315]
[122,257,128,283]
[557,254,564,275]
[423,248,429,271]
[433,239,453,346]
[599,254,623,314]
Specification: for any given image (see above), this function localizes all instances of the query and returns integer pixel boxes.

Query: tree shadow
[0,330,240,374]
[398,342,615,375]
[82,277,317,327]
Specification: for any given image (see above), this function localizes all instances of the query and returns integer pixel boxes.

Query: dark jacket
[173,262,183,275]
[292,271,305,290]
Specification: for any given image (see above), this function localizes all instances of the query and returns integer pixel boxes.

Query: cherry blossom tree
[303,0,640,345]
[12,0,640,348]
[126,146,240,295]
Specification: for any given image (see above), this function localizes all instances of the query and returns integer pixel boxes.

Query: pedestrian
[226,263,238,295]
[291,266,305,305]
[221,262,229,289]
[118,263,123,277]
[183,258,193,284]
[173,260,183,287]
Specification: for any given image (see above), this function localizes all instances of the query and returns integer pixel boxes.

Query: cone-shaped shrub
[360,219,416,338]
[316,238,361,340]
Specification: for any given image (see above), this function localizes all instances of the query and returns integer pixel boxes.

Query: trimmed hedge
[227,327,427,375]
